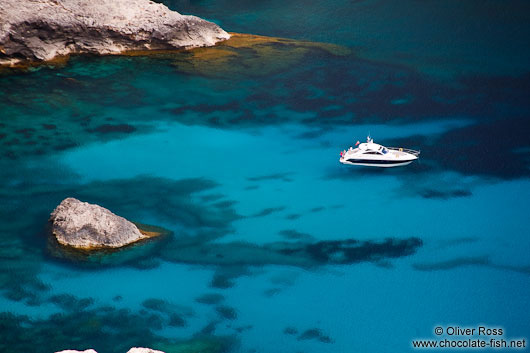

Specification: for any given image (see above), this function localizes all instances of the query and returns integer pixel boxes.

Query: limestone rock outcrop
[0,0,230,66]
[50,197,157,249]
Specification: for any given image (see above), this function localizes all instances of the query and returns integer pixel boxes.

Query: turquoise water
[1,0,530,352]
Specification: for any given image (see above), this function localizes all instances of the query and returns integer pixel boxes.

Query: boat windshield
[382,148,388,154]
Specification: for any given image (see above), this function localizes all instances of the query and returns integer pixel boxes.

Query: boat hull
[340,158,416,167]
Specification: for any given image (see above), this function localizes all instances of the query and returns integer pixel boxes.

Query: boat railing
[387,147,421,156]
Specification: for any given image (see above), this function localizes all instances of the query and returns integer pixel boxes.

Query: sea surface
[1,0,530,352]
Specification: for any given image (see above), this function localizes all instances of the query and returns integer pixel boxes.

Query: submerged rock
[0,0,229,66]
[49,197,160,249]
[172,33,351,78]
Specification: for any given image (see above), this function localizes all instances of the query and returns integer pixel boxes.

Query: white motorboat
[339,136,420,167]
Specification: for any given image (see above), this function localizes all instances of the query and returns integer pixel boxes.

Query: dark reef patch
[88,123,137,134]
[209,267,252,289]
[0,57,155,160]
[297,328,334,343]
[285,213,302,220]
[163,236,422,268]
[419,189,472,200]
[140,298,194,329]
[211,273,235,289]
[200,194,226,202]
[284,327,298,335]
[413,256,530,275]
[196,293,225,305]
[42,123,57,130]
[303,238,422,264]
[0,306,234,353]
[234,324,253,333]
[168,313,187,327]
[250,206,286,218]
[142,298,194,317]
[49,294,94,312]
[216,305,238,320]
[142,298,172,312]
[413,256,490,271]
[279,229,314,241]
[172,101,242,115]
[198,321,220,336]
[113,295,123,302]
[309,206,325,213]
[263,288,282,297]
[0,234,48,305]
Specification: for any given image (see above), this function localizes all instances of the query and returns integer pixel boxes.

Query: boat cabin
[356,142,389,155]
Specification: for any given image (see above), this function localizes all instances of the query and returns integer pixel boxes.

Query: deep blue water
[1,0,530,352]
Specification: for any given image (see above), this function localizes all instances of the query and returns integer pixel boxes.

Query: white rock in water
[54,349,165,353]
[127,348,165,353]
[0,0,230,64]
[50,197,152,249]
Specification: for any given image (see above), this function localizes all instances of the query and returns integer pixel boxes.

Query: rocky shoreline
[0,0,229,67]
